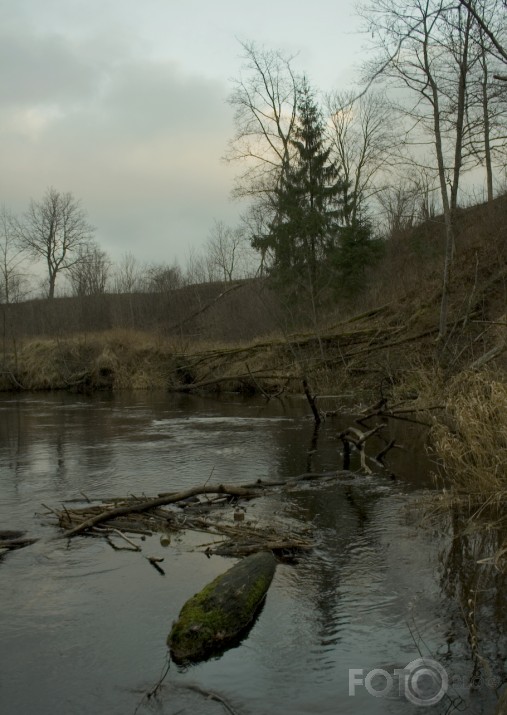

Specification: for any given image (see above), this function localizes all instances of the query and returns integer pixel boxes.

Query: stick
[146,556,165,575]
[110,528,141,551]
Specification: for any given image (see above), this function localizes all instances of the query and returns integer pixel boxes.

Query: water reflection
[437,507,507,699]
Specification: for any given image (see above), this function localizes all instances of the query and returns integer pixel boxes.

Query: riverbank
[2,195,507,399]
[0,297,449,396]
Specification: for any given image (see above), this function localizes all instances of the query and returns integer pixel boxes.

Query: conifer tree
[263,80,346,304]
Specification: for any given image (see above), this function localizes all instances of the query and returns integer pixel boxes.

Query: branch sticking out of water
[302,378,321,425]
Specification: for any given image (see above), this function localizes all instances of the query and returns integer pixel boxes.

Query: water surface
[0,392,502,714]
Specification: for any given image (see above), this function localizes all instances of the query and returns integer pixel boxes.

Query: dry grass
[431,371,507,495]
[0,330,180,391]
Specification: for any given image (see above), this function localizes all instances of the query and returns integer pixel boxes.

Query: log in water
[168,551,276,663]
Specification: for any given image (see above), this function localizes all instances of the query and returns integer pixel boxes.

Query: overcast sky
[1,0,365,266]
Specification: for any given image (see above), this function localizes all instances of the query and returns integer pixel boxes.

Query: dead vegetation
[432,371,507,496]
[419,370,507,579]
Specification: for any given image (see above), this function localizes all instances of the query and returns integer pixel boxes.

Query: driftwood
[46,466,364,562]
[168,551,276,663]
[60,484,256,539]
[49,451,385,560]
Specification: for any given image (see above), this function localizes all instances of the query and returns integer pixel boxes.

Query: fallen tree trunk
[168,551,276,663]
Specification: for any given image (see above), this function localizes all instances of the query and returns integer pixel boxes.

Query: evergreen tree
[332,218,383,296]
[262,80,346,303]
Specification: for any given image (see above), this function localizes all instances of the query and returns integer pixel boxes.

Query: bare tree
[361,0,482,337]
[184,246,215,285]
[377,169,438,234]
[143,262,183,292]
[326,90,397,225]
[205,220,244,282]
[226,41,302,267]
[0,206,30,304]
[226,41,300,201]
[68,243,111,296]
[441,1,478,212]
[113,252,144,293]
[457,0,507,76]
[239,203,273,276]
[16,187,94,299]
[462,1,507,200]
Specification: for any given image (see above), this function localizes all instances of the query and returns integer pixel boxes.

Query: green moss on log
[168,551,276,662]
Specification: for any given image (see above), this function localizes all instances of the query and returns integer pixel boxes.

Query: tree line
[1,0,506,341]
[0,194,259,304]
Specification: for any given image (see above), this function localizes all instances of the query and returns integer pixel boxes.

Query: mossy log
[168,551,276,663]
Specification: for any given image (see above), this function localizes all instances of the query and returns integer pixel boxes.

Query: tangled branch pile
[47,479,322,559]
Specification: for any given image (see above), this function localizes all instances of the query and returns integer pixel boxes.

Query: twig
[41,503,61,518]
[245,361,271,399]
[146,556,165,575]
[133,654,171,715]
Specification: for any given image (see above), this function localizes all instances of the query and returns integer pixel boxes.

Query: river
[0,391,504,714]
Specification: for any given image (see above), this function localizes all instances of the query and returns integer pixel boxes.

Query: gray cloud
[0,22,238,264]
[0,29,98,107]
[103,61,230,136]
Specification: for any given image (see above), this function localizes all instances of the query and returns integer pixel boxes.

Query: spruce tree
[265,79,346,304]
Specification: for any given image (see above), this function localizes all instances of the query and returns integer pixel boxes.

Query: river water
[0,392,504,715]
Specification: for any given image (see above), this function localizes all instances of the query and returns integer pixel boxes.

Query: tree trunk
[48,269,56,300]
[480,39,494,203]
[422,27,455,340]
[450,8,471,212]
